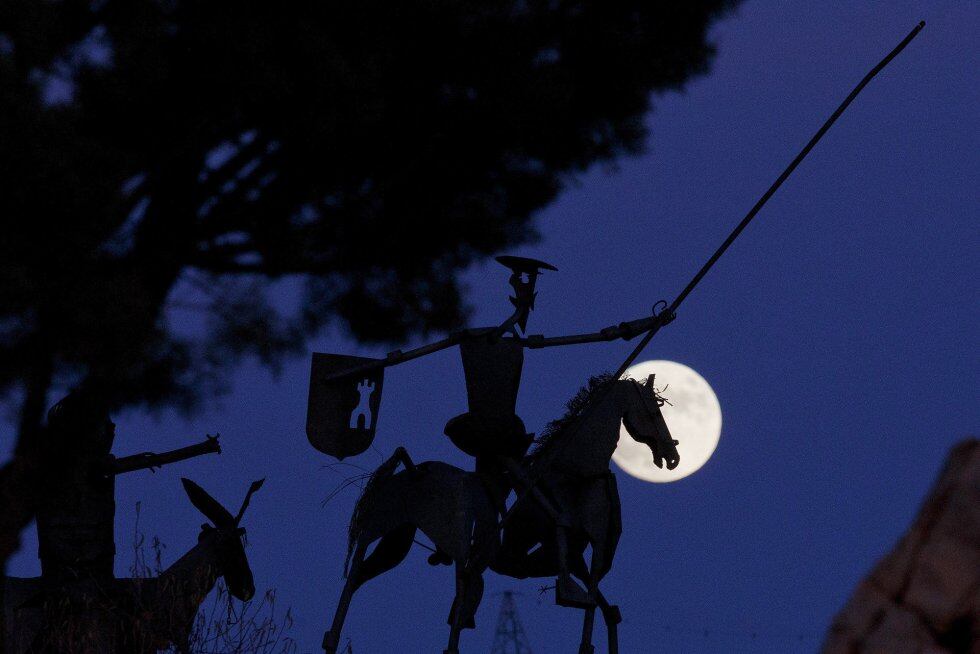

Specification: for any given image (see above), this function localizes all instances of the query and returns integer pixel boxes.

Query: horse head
[621,375,680,470]
[180,477,264,601]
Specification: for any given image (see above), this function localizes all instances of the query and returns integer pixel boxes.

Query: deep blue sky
[8,2,978,652]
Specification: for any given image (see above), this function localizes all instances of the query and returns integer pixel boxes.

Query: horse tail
[345,448,407,577]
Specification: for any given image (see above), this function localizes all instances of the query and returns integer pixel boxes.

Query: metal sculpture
[0,390,259,653]
[309,22,924,653]
[33,389,220,586]
[119,478,264,653]
[322,376,674,654]
[490,375,675,653]
[2,478,262,653]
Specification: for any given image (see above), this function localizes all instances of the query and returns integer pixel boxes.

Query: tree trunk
[0,354,52,573]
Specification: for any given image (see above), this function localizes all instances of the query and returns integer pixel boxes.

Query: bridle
[624,377,678,464]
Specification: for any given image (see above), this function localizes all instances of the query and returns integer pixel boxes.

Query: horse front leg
[573,549,620,654]
[596,590,622,654]
[575,547,604,654]
[322,542,367,653]
[579,604,597,654]
[498,458,592,609]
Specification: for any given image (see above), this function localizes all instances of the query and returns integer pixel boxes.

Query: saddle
[444,412,531,459]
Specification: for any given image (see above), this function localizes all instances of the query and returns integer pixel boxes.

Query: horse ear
[181,478,235,528]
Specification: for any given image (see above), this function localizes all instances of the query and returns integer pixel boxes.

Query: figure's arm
[319,304,673,383]
[111,434,221,475]
[318,327,498,384]
[520,305,675,349]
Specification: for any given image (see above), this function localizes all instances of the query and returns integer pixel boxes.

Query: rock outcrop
[823,439,979,654]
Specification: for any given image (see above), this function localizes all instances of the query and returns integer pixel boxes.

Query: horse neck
[550,382,625,476]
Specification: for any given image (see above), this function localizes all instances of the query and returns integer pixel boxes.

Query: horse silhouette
[322,374,678,654]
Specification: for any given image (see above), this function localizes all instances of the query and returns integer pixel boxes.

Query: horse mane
[526,372,619,464]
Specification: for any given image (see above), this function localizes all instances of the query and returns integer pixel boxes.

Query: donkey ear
[234,478,266,526]
[181,478,235,528]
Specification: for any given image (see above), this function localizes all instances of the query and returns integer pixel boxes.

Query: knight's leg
[497,457,591,607]
[323,542,367,653]
[555,526,592,608]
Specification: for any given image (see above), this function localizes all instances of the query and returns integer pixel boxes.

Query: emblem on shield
[307,353,384,458]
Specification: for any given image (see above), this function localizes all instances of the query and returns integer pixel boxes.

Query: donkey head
[621,375,680,470]
[180,477,264,601]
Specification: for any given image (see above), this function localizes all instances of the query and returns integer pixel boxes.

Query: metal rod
[521,314,661,349]
[614,20,925,379]
[491,21,926,547]
[318,329,492,383]
[321,311,658,383]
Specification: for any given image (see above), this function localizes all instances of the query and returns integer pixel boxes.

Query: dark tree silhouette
[0,0,738,569]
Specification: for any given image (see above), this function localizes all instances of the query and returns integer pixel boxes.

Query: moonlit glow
[613,360,722,483]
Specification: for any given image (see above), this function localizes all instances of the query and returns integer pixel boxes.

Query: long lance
[472,21,926,562]
[612,21,925,378]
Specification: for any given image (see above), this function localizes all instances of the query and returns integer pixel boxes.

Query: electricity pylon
[490,591,533,654]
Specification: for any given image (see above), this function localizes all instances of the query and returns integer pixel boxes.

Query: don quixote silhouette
[313,258,682,653]
[0,2,927,652]
[308,23,926,654]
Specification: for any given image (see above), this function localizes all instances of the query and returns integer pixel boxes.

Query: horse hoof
[556,575,595,608]
[578,645,596,654]
[322,630,339,653]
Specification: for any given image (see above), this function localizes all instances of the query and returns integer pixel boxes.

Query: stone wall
[822,439,979,654]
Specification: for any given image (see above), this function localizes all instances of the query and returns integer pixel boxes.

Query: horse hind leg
[595,590,622,654]
[323,541,365,653]
[323,524,416,652]
[572,552,622,654]
[352,523,417,588]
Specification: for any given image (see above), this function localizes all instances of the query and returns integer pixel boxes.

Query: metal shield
[307,353,384,459]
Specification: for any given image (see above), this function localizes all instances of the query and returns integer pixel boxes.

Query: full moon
[612,360,722,483]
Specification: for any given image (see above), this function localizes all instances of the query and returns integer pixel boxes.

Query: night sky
[7,1,977,652]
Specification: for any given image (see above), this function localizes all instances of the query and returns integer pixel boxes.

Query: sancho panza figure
[35,388,220,585]
[36,389,118,583]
